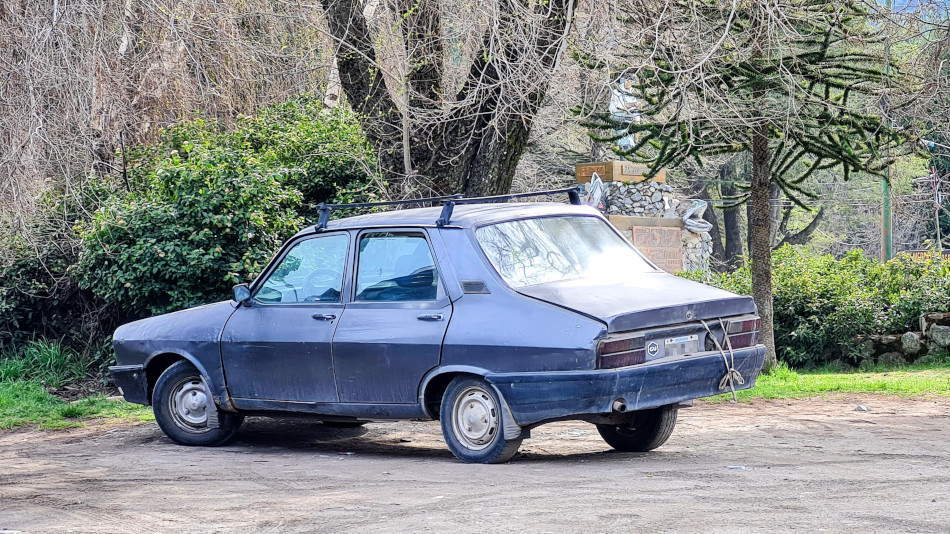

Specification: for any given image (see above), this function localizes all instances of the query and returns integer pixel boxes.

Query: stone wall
[603,180,671,216]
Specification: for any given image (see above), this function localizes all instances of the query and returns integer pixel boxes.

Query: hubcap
[452,386,499,451]
[168,377,212,434]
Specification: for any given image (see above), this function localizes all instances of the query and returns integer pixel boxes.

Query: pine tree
[585,0,910,370]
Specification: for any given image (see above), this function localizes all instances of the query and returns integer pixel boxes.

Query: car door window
[254,234,348,304]
[356,232,438,301]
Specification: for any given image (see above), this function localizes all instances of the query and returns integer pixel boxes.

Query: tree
[319,0,577,197]
[584,0,910,370]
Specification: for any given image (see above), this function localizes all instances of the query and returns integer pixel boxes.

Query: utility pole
[881,0,894,261]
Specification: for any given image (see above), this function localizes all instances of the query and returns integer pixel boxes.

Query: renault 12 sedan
[110,197,765,463]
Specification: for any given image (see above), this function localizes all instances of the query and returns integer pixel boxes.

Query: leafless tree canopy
[0,0,331,229]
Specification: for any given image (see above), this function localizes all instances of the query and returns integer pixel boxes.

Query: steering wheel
[303,269,341,301]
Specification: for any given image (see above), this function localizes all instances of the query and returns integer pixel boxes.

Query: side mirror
[232,283,251,304]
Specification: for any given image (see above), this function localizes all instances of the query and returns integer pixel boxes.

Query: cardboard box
[575,161,667,183]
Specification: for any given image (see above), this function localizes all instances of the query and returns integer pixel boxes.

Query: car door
[332,229,451,404]
[221,232,350,402]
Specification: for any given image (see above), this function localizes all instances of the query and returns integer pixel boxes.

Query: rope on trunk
[701,318,745,402]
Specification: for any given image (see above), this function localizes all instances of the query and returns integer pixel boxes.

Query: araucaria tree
[585,0,910,370]
[320,0,576,196]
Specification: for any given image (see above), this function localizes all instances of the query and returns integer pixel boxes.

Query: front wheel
[596,404,678,452]
[152,361,244,446]
[440,376,522,464]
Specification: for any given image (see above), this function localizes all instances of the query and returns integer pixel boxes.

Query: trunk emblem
[647,342,659,357]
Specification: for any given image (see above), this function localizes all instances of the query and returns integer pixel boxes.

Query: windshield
[475,216,656,288]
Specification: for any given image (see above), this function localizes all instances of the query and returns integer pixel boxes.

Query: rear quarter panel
[438,227,606,373]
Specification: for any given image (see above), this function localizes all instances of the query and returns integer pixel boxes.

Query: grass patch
[717,362,950,402]
[0,339,99,388]
[0,380,153,430]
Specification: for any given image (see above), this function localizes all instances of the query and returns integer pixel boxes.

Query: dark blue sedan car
[111,198,765,463]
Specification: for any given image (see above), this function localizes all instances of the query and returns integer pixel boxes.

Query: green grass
[0,380,153,430]
[716,362,950,402]
[0,339,98,388]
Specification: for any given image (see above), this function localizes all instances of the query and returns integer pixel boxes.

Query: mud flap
[490,384,525,440]
[201,376,220,429]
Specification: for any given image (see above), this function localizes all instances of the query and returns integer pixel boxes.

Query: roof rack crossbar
[450,185,584,206]
[315,194,463,230]
[314,185,585,229]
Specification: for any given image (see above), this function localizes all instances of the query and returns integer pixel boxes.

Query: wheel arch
[419,366,523,440]
[143,351,212,405]
[419,366,490,419]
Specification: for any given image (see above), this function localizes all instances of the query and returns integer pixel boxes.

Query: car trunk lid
[516,272,756,333]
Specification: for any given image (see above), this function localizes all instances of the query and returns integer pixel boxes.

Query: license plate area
[664,334,699,358]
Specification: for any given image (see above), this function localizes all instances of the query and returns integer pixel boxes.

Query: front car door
[221,232,350,402]
[332,229,451,403]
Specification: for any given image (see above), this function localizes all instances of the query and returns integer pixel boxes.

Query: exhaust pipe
[612,398,627,413]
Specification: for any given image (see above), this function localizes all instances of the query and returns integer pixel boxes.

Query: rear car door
[332,229,451,403]
[221,232,350,402]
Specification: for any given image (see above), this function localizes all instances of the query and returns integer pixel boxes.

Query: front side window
[475,216,656,288]
[356,232,439,301]
[255,234,349,303]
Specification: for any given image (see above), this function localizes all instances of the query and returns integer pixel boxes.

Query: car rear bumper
[485,344,766,426]
[109,364,149,406]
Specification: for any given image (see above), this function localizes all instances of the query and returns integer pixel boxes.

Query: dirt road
[1,396,948,533]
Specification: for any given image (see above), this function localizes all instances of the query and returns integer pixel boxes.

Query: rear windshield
[475,216,656,288]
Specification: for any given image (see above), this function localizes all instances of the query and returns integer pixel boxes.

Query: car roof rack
[314,185,584,229]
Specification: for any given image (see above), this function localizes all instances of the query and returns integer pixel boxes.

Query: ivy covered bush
[75,97,377,316]
[0,96,378,368]
[681,247,950,367]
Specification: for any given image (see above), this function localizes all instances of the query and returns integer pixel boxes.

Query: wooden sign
[576,161,667,183]
[609,216,683,273]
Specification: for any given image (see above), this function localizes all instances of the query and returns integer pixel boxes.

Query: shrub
[681,246,950,367]
[1,95,379,383]
[75,96,377,317]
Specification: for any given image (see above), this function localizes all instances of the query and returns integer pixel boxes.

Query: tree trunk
[321,0,575,198]
[750,126,777,372]
[720,164,743,268]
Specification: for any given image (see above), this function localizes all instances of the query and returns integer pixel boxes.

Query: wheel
[596,404,678,452]
[322,421,366,429]
[439,376,522,464]
[152,361,244,446]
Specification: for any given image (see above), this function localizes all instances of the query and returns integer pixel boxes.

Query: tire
[439,376,522,464]
[152,361,244,446]
[322,421,366,429]
[596,404,678,452]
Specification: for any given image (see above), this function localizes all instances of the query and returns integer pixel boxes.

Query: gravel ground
[1,396,948,533]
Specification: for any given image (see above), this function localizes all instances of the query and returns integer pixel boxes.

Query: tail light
[597,336,646,369]
[725,316,760,349]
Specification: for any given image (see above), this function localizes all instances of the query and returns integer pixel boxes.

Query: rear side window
[356,232,439,301]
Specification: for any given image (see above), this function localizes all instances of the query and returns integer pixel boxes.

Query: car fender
[417,365,523,440]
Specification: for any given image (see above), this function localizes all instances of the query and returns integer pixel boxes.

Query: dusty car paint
[111,202,764,434]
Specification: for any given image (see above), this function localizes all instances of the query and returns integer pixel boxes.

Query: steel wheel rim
[168,377,212,434]
[452,386,499,451]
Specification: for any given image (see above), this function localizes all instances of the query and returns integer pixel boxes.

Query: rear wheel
[596,404,678,452]
[440,376,522,464]
[152,361,244,446]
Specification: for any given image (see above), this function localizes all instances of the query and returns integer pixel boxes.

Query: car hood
[516,272,756,333]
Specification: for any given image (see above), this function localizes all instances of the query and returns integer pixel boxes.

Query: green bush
[1,95,378,383]
[681,247,950,367]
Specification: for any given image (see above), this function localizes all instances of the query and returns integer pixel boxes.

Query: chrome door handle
[417,313,444,321]
[312,313,337,321]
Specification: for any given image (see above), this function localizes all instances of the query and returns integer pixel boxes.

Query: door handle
[312,313,337,321]
[417,313,444,321]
